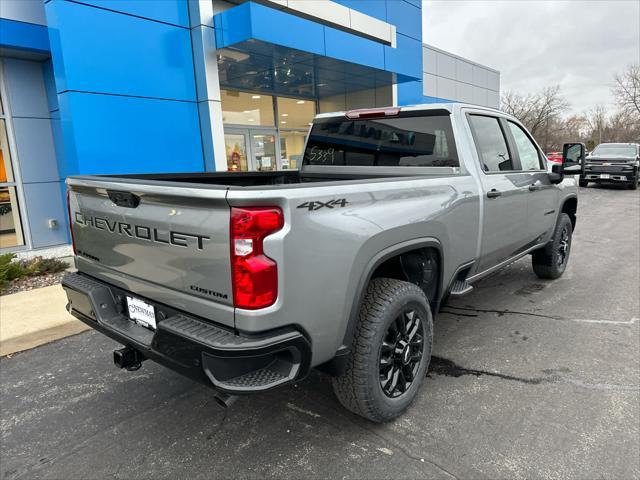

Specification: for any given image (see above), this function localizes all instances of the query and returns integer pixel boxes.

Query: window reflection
[0,186,24,248]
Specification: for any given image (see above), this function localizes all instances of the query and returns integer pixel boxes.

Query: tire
[629,176,638,190]
[579,178,588,187]
[532,213,573,279]
[332,278,433,423]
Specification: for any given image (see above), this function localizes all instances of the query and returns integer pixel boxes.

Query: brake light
[345,107,400,119]
[230,207,284,309]
[66,189,76,255]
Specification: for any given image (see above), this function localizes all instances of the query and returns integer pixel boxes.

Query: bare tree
[613,64,640,117]
[501,85,569,150]
[585,105,608,145]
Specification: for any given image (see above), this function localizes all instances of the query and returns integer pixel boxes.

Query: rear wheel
[332,278,433,422]
[532,213,573,279]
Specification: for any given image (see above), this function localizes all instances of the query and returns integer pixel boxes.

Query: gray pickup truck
[62,104,583,422]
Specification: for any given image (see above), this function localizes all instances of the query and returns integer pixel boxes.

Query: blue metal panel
[386,1,422,40]
[58,180,71,243]
[397,80,424,106]
[324,26,385,70]
[0,18,50,53]
[57,91,204,176]
[403,0,422,9]
[384,33,422,78]
[22,181,68,248]
[50,113,67,182]
[2,58,50,118]
[215,3,325,56]
[76,0,190,27]
[12,117,60,184]
[42,60,59,113]
[44,0,196,101]
[333,0,387,22]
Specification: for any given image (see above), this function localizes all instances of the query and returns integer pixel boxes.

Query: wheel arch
[340,238,442,353]
[561,195,578,230]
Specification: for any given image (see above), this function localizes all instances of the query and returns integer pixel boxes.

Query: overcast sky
[422,0,640,114]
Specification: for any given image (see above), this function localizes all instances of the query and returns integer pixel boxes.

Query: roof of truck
[314,102,503,120]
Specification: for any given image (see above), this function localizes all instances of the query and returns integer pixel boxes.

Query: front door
[503,120,559,244]
[468,114,531,273]
[224,128,280,172]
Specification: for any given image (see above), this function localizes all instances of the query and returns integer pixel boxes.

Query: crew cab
[581,143,640,189]
[62,104,583,422]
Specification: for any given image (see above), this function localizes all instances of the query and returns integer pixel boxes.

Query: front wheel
[332,278,433,422]
[532,213,573,279]
[579,178,588,187]
[629,176,638,190]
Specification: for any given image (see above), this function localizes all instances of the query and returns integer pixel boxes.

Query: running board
[449,279,473,296]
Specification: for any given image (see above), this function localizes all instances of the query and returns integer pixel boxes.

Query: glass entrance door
[225,128,280,172]
[224,132,249,172]
[251,132,277,171]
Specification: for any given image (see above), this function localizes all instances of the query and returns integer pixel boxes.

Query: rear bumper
[61,272,311,394]
[584,164,637,182]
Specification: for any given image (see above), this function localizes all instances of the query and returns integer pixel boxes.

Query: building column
[188,0,227,172]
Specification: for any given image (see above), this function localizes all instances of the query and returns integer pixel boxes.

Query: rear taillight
[230,207,284,309]
[66,189,76,255]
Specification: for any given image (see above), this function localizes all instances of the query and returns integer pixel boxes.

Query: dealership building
[0,0,500,254]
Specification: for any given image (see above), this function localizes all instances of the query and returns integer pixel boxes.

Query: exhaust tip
[214,391,237,409]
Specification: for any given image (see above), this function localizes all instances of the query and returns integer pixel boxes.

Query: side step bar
[449,279,473,296]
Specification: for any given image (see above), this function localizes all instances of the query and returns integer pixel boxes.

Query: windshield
[591,145,637,157]
[304,113,459,168]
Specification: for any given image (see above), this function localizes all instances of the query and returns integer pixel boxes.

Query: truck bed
[97,169,446,188]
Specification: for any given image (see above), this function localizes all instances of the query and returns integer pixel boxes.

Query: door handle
[528,184,541,192]
[487,189,502,198]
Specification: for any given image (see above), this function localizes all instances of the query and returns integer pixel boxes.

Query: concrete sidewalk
[0,284,88,356]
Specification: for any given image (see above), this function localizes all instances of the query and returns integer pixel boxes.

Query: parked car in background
[581,143,640,189]
[546,151,563,171]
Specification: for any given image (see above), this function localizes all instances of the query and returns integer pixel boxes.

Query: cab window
[507,121,543,170]
[468,115,513,172]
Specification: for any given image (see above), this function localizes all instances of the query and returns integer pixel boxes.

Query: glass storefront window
[280,131,307,170]
[1,120,14,183]
[221,90,275,126]
[0,186,24,248]
[277,97,315,129]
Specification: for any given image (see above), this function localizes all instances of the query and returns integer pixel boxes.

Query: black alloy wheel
[379,308,424,398]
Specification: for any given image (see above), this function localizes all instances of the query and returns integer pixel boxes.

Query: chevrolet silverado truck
[62,104,583,422]
[580,142,640,189]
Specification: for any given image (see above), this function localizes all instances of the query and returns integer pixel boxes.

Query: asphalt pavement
[1,184,639,479]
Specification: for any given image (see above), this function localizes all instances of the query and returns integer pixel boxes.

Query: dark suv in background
[581,143,640,189]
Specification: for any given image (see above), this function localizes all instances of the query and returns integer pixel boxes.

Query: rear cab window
[304,112,459,169]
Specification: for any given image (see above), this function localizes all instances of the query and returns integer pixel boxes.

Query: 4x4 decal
[297,199,350,211]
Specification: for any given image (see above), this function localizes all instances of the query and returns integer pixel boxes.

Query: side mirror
[561,142,586,175]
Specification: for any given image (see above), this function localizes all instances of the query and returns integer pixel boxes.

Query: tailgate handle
[107,190,140,208]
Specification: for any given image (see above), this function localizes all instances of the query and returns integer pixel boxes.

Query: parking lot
[1,185,639,479]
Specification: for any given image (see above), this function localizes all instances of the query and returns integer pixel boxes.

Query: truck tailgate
[67,178,234,326]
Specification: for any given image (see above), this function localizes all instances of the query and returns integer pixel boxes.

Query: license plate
[600,174,610,179]
[126,296,157,330]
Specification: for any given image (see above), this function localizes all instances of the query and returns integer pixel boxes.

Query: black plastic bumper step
[450,279,473,296]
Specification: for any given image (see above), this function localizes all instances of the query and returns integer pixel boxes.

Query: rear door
[467,114,530,272]
[504,120,558,244]
[68,177,234,326]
